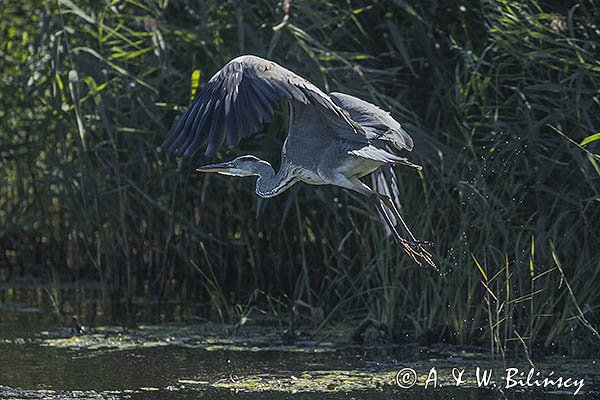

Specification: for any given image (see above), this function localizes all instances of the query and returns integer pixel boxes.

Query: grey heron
[162,55,435,268]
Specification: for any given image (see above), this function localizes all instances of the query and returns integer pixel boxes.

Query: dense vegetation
[1,0,598,357]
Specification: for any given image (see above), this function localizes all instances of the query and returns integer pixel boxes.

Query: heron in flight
[163,55,435,267]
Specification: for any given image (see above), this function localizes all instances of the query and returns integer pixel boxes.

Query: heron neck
[255,161,295,198]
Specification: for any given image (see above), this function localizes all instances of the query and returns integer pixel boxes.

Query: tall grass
[1,0,598,355]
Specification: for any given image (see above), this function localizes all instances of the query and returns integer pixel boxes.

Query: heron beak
[195,161,232,173]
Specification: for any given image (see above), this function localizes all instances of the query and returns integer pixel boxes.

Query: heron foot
[398,237,438,270]
[407,239,433,247]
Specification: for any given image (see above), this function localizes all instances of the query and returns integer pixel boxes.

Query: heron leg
[373,198,402,244]
[348,177,437,269]
[331,174,402,242]
[371,196,426,265]
[380,194,436,268]
[332,175,401,241]
[379,196,417,243]
[381,195,436,268]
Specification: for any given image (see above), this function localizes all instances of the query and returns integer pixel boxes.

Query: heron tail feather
[371,165,402,235]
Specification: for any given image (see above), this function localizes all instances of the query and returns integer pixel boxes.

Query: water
[0,304,597,399]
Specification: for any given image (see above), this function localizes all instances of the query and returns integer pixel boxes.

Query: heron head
[195,155,265,177]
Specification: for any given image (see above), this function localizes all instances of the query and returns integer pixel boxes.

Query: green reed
[0,0,598,355]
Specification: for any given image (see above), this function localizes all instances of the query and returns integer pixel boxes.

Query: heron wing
[329,92,413,152]
[163,55,361,157]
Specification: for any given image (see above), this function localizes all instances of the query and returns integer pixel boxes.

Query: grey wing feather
[329,92,413,152]
[163,55,360,157]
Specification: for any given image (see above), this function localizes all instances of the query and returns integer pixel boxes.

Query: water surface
[0,304,597,399]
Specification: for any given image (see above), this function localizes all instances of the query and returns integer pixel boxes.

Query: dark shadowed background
[1,0,598,357]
